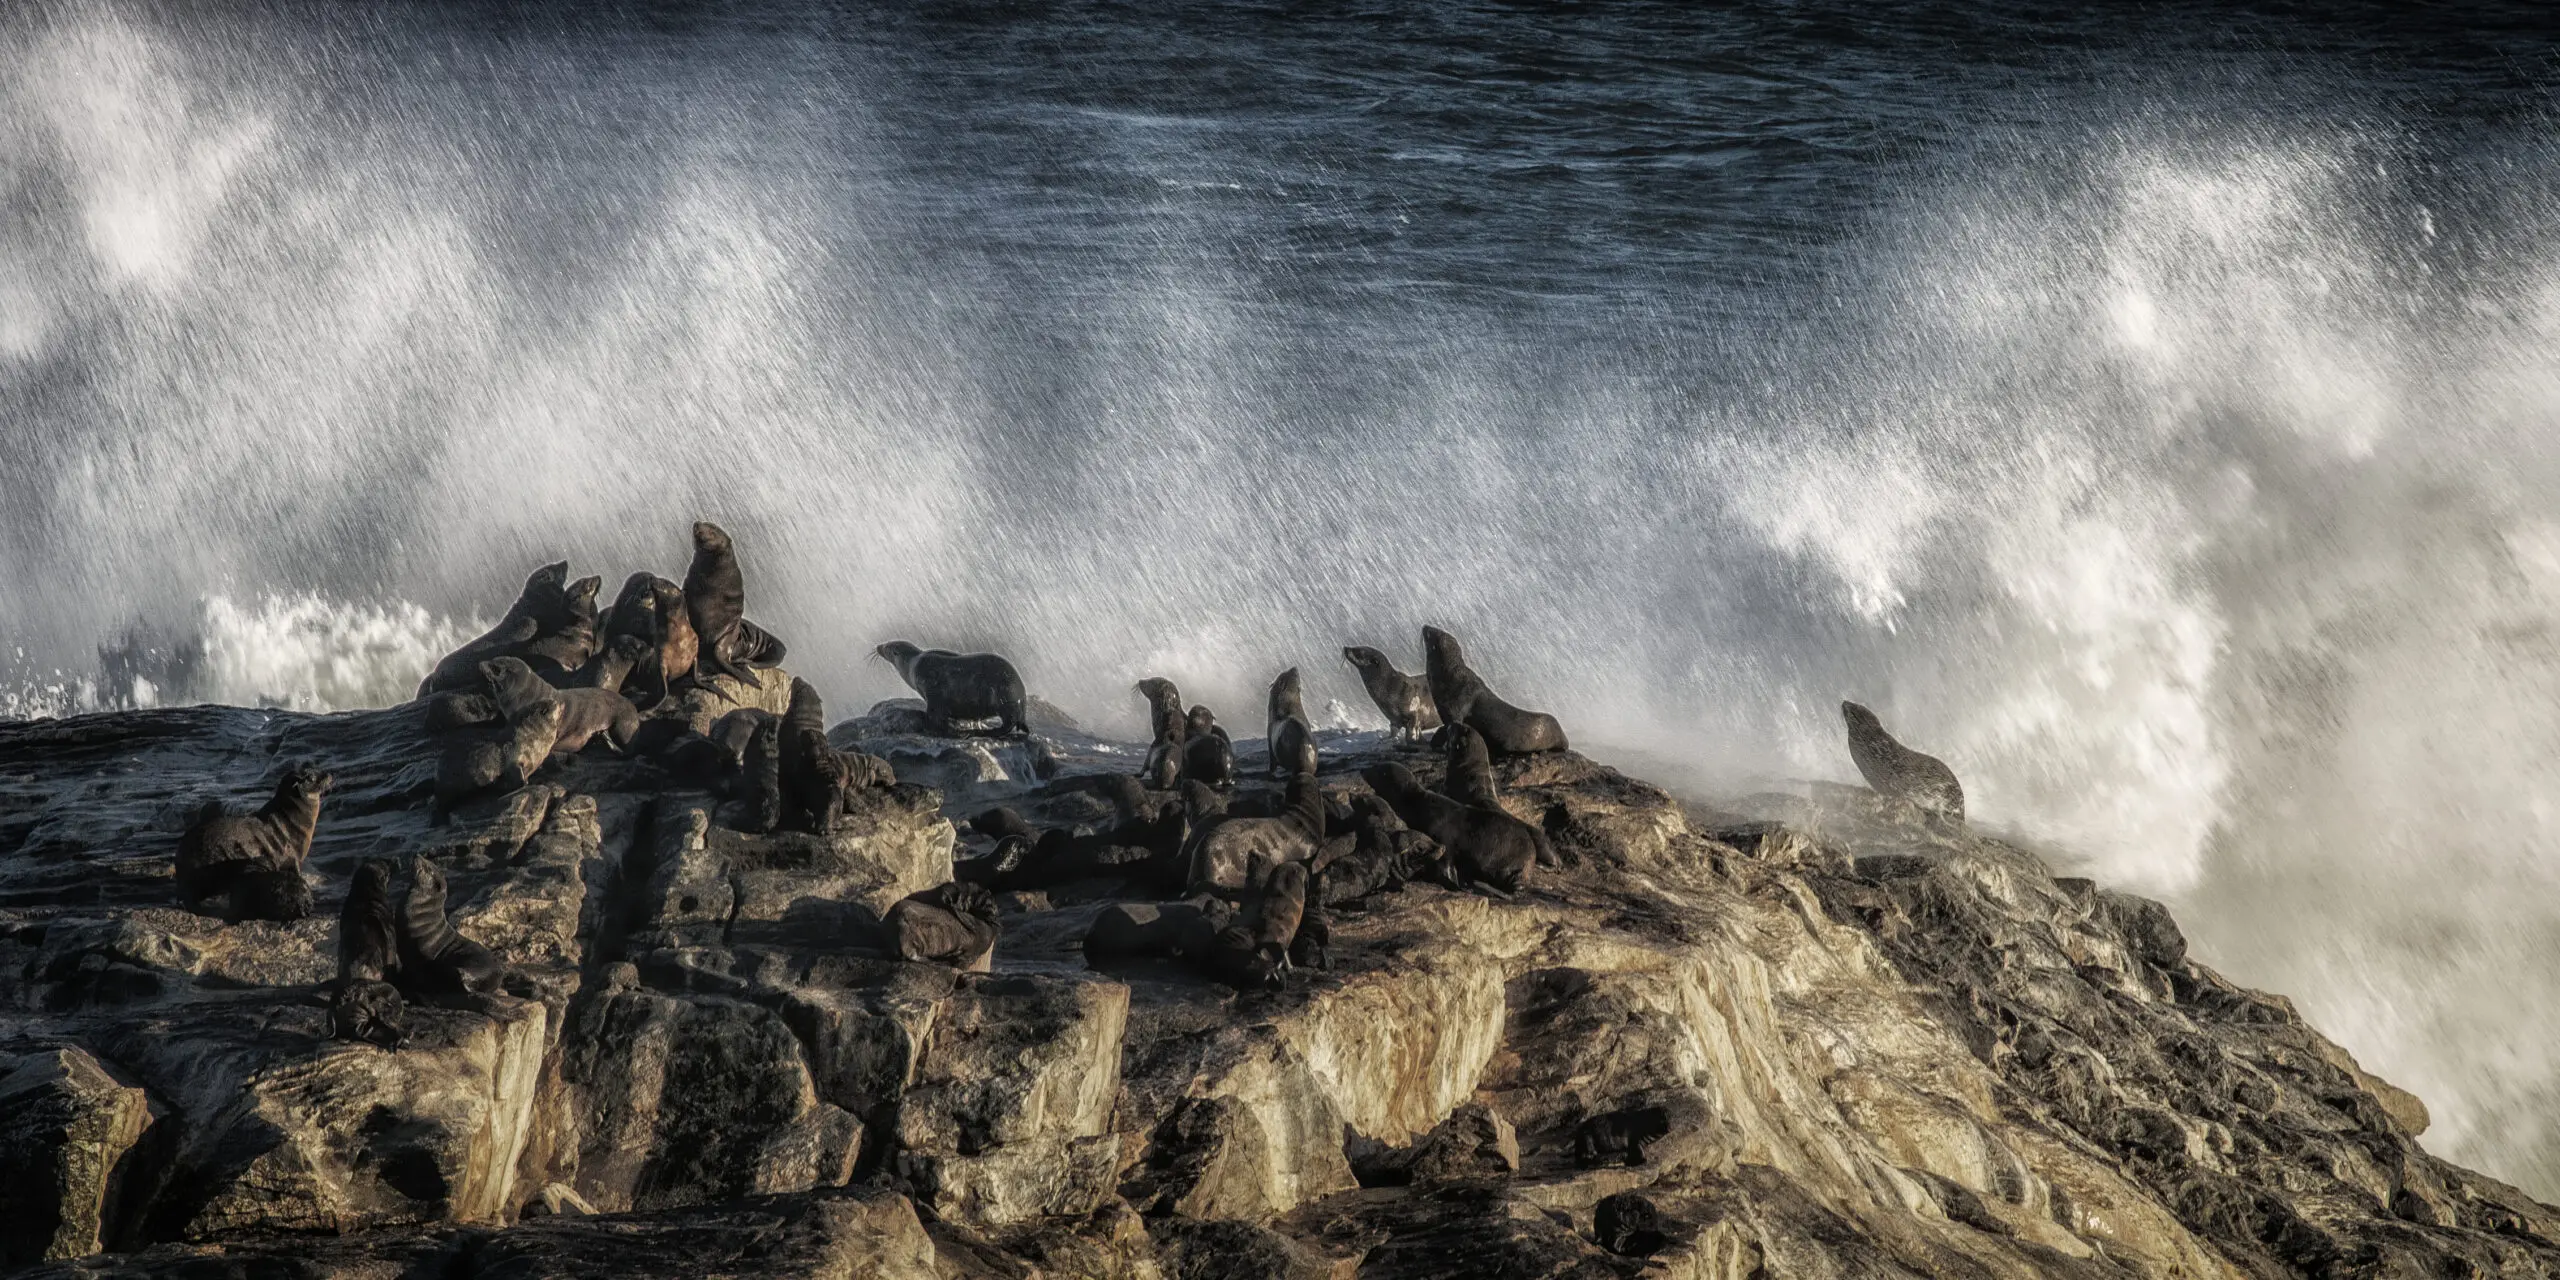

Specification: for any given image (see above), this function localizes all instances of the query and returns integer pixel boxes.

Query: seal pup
[418,561,571,696]
[572,633,652,695]
[684,522,788,683]
[338,858,401,985]
[886,882,1000,968]
[1840,701,1965,825]
[1360,762,1543,895]
[1574,1105,1673,1169]
[331,980,407,1049]
[1137,677,1187,790]
[1265,668,1318,780]
[1183,705,1234,790]
[874,641,1028,737]
[1442,722,1499,809]
[395,855,506,998]
[176,763,331,921]
[1342,646,1440,743]
[779,677,849,834]
[1184,772,1325,892]
[521,574,603,678]
[1422,626,1568,756]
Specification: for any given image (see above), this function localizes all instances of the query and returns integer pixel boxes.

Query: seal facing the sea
[395,855,506,998]
[1343,646,1440,743]
[1422,625,1568,755]
[875,641,1028,736]
[176,763,331,921]
[1840,700,1965,825]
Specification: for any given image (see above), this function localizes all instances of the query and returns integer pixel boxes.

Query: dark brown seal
[685,521,788,683]
[338,858,401,984]
[1183,705,1234,790]
[1343,645,1441,743]
[1442,721,1498,809]
[548,686,641,756]
[176,763,331,921]
[331,979,407,1049]
[1265,667,1318,779]
[875,641,1028,736]
[780,677,848,834]
[520,574,603,678]
[1137,677,1187,790]
[417,560,569,696]
[886,882,1000,967]
[647,577,699,704]
[1360,761,1544,894]
[1421,625,1568,755]
[395,855,505,997]
[1184,772,1325,891]
[1840,700,1965,825]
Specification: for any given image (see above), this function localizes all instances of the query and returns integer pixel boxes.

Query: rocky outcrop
[2,685,2554,1277]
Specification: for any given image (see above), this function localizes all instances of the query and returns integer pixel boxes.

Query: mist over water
[8,0,2560,1193]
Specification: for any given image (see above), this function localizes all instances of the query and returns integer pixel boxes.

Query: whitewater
[8,0,2560,1196]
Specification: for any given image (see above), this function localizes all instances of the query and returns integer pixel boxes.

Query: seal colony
[162,522,1969,1042]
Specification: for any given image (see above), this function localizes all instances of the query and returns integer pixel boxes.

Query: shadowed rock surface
[2,675,2552,1278]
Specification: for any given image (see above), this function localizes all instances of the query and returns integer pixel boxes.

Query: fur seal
[417,560,571,697]
[886,882,1000,967]
[874,641,1028,736]
[395,855,505,997]
[1265,668,1318,779]
[1421,626,1568,756]
[1184,772,1325,892]
[684,522,787,683]
[1137,677,1187,790]
[176,763,330,921]
[602,571,657,651]
[1442,722,1498,809]
[423,691,500,731]
[1343,646,1441,743]
[572,633,652,695]
[547,686,641,756]
[780,677,847,834]
[1574,1104,1673,1169]
[638,578,698,707]
[1360,762,1543,894]
[1083,897,1232,965]
[1840,701,1965,825]
[521,574,603,678]
[1318,794,1456,904]
[1183,706,1234,790]
[737,714,784,833]
[338,858,401,984]
[433,661,561,822]
[331,979,407,1049]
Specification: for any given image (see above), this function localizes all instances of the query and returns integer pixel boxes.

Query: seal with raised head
[875,641,1028,737]
[176,763,331,921]
[1265,668,1318,780]
[1136,677,1187,790]
[395,855,505,997]
[433,660,561,822]
[779,677,850,834]
[1360,761,1544,895]
[1183,705,1234,790]
[1343,646,1441,743]
[1840,700,1964,825]
[572,632,652,695]
[1184,772,1325,892]
[417,560,569,696]
[684,521,788,683]
[521,574,603,678]
[1421,625,1568,756]
[1442,721,1498,809]
[636,577,698,707]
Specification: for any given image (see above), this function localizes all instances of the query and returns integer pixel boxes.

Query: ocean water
[7,0,2560,1192]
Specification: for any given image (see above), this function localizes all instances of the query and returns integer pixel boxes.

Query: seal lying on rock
[1266,668,1318,780]
[1184,773,1325,892]
[176,763,330,921]
[1574,1104,1673,1168]
[1422,625,1568,755]
[417,560,569,696]
[1841,700,1965,826]
[569,633,651,695]
[875,641,1029,736]
[1083,897,1232,964]
[1360,762,1543,894]
[1183,705,1234,790]
[1343,646,1440,743]
[1318,795,1456,904]
[886,882,1000,967]
[330,979,407,1050]
[433,660,561,823]
[1442,722,1498,809]
[547,685,641,756]
[685,521,788,683]
[396,855,505,998]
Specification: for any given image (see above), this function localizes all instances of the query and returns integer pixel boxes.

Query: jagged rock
[2,701,2554,1278]
[0,1048,158,1266]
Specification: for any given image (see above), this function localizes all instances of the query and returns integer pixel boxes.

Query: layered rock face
[2,678,2554,1278]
